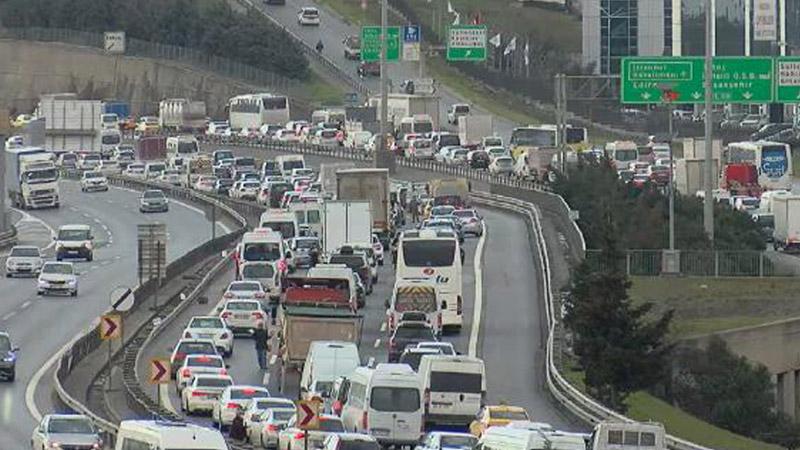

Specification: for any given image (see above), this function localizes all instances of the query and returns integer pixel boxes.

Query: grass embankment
[629,276,800,338]
[562,368,783,450]
[304,72,347,107]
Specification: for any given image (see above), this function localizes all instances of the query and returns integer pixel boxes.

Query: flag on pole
[447,0,454,13]
[504,37,517,55]
[472,11,481,25]
[489,33,502,48]
[452,12,460,25]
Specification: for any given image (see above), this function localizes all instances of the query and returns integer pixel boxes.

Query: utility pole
[554,74,567,173]
[375,0,396,173]
[702,0,714,242]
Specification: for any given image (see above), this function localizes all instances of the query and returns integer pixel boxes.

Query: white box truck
[368,94,440,130]
[5,147,60,209]
[772,194,800,252]
[336,169,389,235]
[675,158,719,196]
[36,95,105,153]
[158,99,207,132]
[322,200,372,256]
[458,115,494,148]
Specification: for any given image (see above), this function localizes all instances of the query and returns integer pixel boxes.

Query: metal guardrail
[52,176,249,446]
[586,249,791,277]
[0,225,17,248]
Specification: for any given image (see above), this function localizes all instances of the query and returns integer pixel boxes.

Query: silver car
[37,262,78,296]
[31,414,103,450]
[5,245,43,277]
[452,209,484,237]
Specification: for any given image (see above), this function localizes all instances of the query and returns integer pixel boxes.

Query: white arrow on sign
[692,91,702,100]
[742,91,753,100]
[641,92,652,100]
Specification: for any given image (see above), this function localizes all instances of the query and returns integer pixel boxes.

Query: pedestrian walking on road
[229,409,246,441]
[254,322,268,370]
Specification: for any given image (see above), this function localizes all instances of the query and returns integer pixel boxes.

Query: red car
[357,61,380,77]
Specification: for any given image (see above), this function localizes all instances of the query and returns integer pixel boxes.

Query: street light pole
[668,104,675,250]
[702,0,714,242]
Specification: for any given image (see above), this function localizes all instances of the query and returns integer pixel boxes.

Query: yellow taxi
[469,404,530,437]
[11,114,35,128]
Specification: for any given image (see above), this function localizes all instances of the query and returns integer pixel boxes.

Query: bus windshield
[511,128,555,146]
[242,242,281,261]
[402,240,456,267]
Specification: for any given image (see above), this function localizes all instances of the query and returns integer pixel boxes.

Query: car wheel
[56,256,62,262]
[37,290,43,296]
[87,253,93,262]
[5,273,10,278]
[180,396,186,411]
[71,290,77,297]
[7,369,14,382]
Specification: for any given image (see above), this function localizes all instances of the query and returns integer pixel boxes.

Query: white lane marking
[270,354,278,366]
[82,213,90,218]
[468,227,488,358]
[160,384,179,415]
[10,208,57,251]
[69,206,78,212]
[114,185,232,233]
[93,218,102,224]
[373,339,381,348]
[90,265,99,271]
[2,311,16,320]
[263,372,271,386]
[21,300,31,309]
[379,322,386,332]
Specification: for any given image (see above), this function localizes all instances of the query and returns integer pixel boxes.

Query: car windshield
[57,229,90,240]
[329,255,365,268]
[0,335,10,352]
[394,324,434,340]
[294,239,319,249]
[263,221,296,239]
[230,282,261,292]
[48,418,94,434]
[318,419,345,432]
[43,263,72,275]
[270,410,295,421]
[452,210,476,218]
[440,436,478,448]
[190,318,223,329]
[196,377,232,388]
[10,247,39,257]
[370,387,420,412]
[177,342,215,354]
[226,302,258,311]
[243,242,281,261]
[418,343,455,355]
[430,372,482,393]
[231,388,269,399]
[399,351,435,370]
[178,141,198,154]
[187,357,223,368]
[84,172,102,179]
[491,410,529,421]
[402,240,456,267]
[143,191,164,199]
[242,264,275,279]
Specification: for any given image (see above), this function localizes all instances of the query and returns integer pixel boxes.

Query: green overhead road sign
[447,25,487,61]
[361,26,400,62]
[776,57,800,102]
[621,57,774,104]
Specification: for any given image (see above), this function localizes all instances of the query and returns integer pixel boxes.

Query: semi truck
[772,195,800,252]
[322,201,372,256]
[5,147,60,209]
[36,95,108,153]
[319,162,356,196]
[336,168,389,235]
[158,99,207,132]
[134,136,167,161]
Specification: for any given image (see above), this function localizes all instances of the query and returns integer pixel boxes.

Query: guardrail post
[759,251,764,277]
[626,251,631,276]
[714,251,720,277]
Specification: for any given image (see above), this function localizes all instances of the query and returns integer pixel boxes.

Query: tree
[563,205,673,411]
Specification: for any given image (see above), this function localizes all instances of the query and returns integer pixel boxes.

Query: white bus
[726,141,793,191]
[605,141,639,171]
[228,93,290,130]
[396,229,462,329]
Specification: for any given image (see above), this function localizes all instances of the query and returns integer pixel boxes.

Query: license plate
[68,250,79,254]
[235,314,249,320]
[199,334,213,339]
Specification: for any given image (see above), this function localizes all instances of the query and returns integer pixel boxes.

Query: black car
[388,321,437,363]
[0,332,19,381]
[469,150,491,169]
[215,179,235,196]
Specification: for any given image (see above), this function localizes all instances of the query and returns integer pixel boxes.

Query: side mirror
[384,299,390,309]
[52,236,56,241]
[12,347,20,352]
[441,301,447,310]
[285,251,292,259]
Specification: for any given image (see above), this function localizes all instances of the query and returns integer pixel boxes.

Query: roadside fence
[585,249,793,277]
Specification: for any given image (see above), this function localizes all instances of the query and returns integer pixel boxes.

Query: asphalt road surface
[0,180,223,450]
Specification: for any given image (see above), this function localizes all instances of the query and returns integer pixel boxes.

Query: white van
[300,341,361,401]
[276,154,306,176]
[341,363,424,447]
[386,279,443,335]
[115,420,228,450]
[590,421,666,450]
[418,355,486,427]
[100,129,122,157]
[144,161,167,179]
[166,135,200,158]
[260,210,300,241]
[478,426,550,450]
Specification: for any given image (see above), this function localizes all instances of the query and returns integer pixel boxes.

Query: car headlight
[6,261,15,268]
[85,241,93,250]
[3,354,15,362]
[38,279,48,287]
[68,279,77,286]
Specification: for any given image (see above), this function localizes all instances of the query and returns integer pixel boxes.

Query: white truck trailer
[773,194,800,252]
[322,200,372,256]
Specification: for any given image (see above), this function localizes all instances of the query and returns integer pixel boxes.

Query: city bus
[509,124,587,159]
[725,141,793,191]
[396,229,462,330]
[228,93,290,130]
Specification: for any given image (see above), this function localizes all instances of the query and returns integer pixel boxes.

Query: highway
[249,0,519,139]
[0,180,222,450]
[137,148,579,436]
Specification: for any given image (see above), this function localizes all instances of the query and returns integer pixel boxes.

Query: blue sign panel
[761,145,788,179]
[404,25,420,43]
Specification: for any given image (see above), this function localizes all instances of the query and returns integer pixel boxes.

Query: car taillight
[470,218,478,223]
[254,292,265,299]
[388,314,395,330]
[220,332,229,339]
[175,352,185,361]
[294,432,306,440]
[437,313,442,329]
[227,402,240,409]
[184,331,192,338]
[252,311,264,320]
[181,368,191,378]
[223,292,234,298]
[220,368,228,375]
[191,391,208,397]
[457,296,463,315]
[267,424,279,432]
[361,411,368,430]
[221,312,232,319]
[424,388,431,413]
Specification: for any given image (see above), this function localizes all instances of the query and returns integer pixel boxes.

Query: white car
[323,433,380,450]
[223,280,267,300]
[78,153,102,170]
[488,156,514,176]
[80,170,109,192]
[124,163,146,179]
[207,121,230,136]
[256,407,296,448]
[5,245,43,277]
[231,180,261,201]
[183,316,234,356]
[181,374,233,415]
[416,431,478,450]
[37,262,78,296]
[159,169,183,186]
[175,354,228,394]
[31,414,103,450]
[298,7,321,25]
[485,146,508,161]
[212,385,271,428]
[416,341,456,356]
[371,234,384,265]
[242,398,295,446]
[194,175,218,192]
[217,299,268,334]
[279,414,345,450]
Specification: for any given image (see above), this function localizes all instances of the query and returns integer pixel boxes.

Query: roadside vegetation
[0,0,309,78]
